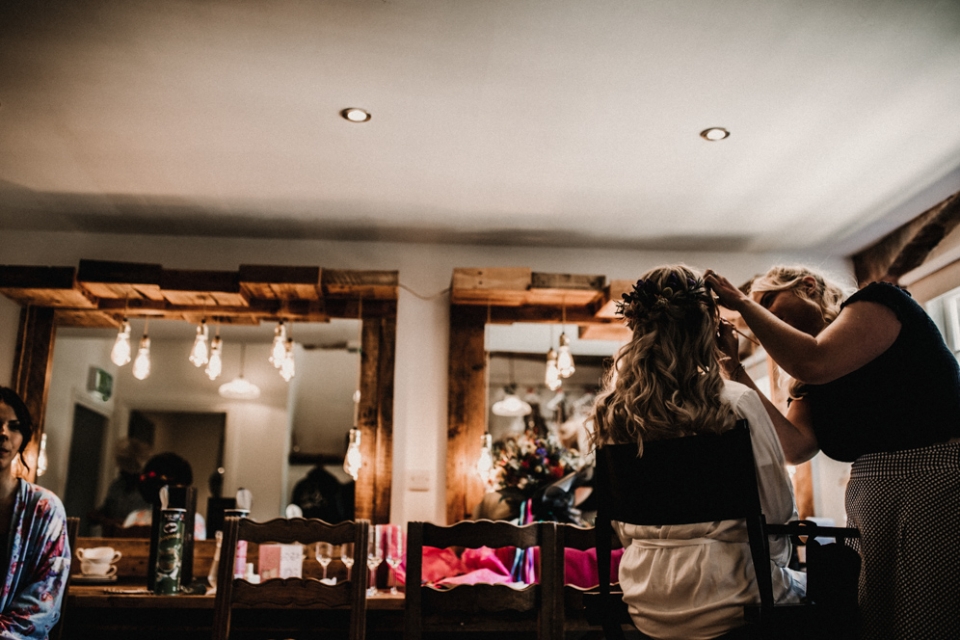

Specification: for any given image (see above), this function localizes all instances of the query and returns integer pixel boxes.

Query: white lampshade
[491,388,532,417]
[219,344,260,400]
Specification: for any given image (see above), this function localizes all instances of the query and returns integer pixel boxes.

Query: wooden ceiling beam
[852,190,960,286]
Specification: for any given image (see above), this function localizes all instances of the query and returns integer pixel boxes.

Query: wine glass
[340,543,355,582]
[385,525,405,594]
[367,525,384,596]
[315,542,333,580]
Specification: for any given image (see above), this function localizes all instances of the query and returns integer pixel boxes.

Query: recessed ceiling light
[340,108,371,123]
[700,127,730,141]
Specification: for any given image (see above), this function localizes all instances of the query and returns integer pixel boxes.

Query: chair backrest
[554,523,630,636]
[49,516,79,640]
[404,519,561,640]
[212,516,370,640]
[594,420,776,638]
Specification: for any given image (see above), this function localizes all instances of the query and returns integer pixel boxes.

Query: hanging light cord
[399,283,450,300]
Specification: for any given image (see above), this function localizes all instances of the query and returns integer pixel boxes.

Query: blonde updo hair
[591,264,737,455]
[749,265,855,398]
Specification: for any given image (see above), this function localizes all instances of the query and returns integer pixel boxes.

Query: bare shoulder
[834,298,901,340]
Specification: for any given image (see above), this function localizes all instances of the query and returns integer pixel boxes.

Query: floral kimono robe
[0,480,71,640]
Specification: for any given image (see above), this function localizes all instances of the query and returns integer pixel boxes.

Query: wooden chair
[404,519,561,639]
[212,516,370,640]
[49,516,79,640]
[555,523,631,638]
[594,420,861,640]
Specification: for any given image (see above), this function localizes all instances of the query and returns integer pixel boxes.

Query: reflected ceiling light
[343,427,362,480]
[270,321,287,368]
[492,357,532,416]
[556,302,575,378]
[700,127,730,141]
[189,320,209,367]
[343,296,365,480]
[340,107,371,123]
[492,385,533,417]
[110,319,132,366]
[205,326,223,381]
[279,337,296,382]
[132,332,151,381]
[557,332,575,378]
[219,343,260,400]
[476,432,497,492]
[544,348,562,391]
[37,433,48,477]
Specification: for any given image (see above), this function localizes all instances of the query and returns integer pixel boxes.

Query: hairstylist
[704,266,960,640]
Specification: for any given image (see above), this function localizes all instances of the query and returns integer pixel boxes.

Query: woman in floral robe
[0,387,70,640]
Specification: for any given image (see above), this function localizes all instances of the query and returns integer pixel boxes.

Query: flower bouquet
[493,430,582,523]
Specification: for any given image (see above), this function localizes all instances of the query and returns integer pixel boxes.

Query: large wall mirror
[446,268,629,523]
[0,260,397,533]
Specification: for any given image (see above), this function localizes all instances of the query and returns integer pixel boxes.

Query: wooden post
[356,310,396,524]
[12,305,56,483]
[446,306,487,524]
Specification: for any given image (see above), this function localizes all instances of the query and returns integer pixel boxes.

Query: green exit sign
[87,367,113,401]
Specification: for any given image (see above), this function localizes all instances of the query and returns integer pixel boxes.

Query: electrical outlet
[408,470,431,492]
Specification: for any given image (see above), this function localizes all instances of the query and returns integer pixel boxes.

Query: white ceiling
[2,0,959,255]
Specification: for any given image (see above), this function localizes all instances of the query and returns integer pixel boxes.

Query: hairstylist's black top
[804,282,960,462]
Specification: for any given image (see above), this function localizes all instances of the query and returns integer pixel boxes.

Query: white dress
[615,380,806,640]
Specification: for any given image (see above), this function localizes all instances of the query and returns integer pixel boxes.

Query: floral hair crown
[616,272,709,325]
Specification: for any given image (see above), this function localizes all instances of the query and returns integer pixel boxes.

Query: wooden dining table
[67,582,405,639]
[66,537,406,639]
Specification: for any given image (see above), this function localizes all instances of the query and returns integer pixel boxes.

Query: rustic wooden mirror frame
[1,259,396,523]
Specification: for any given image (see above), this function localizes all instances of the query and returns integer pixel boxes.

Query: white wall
[292,347,358,455]
[1,229,849,524]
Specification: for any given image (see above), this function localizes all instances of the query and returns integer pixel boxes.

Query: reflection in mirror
[40,318,360,536]
[474,323,625,523]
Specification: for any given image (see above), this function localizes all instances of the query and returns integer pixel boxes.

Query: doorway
[63,404,108,536]
[129,410,226,527]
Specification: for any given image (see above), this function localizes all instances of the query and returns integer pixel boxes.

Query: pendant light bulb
[269,321,287,368]
[343,428,362,480]
[189,320,209,367]
[545,348,562,391]
[476,432,497,492]
[37,434,48,477]
[111,320,132,366]
[205,334,223,380]
[132,335,151,380]
[279,338,295,382]
[557,332,576,378]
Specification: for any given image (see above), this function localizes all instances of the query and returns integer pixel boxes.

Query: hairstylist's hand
[717,318,740,368]
[704,270,750,312]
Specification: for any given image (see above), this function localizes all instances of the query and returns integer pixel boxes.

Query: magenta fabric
[402,545,623,588]
[564,547,624,589]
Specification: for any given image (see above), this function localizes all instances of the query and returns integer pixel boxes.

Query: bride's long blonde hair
[591,265,736,454]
